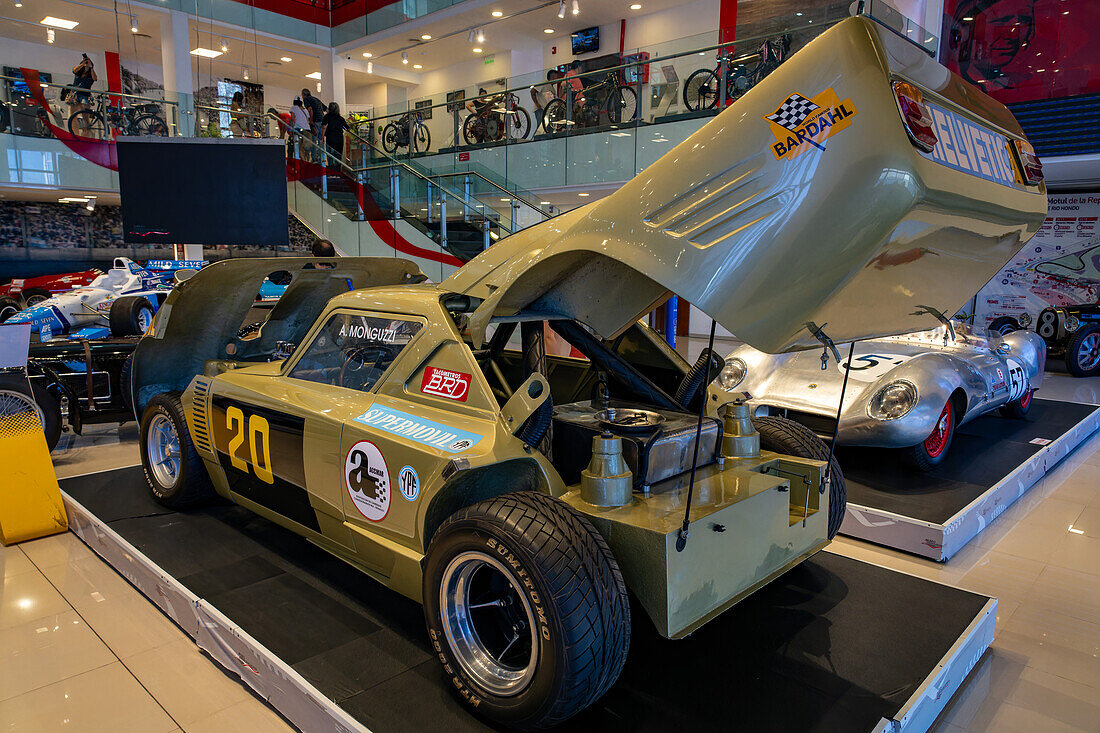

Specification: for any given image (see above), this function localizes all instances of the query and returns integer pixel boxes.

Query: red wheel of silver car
[1001,388,1034,419]
[908,400,955,471]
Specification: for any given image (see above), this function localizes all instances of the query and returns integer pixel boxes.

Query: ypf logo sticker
[421,366,471,402]
[344,440,390,521]
[765,88,857,161]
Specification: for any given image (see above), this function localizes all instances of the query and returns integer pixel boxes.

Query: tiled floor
[4,362,1099,732]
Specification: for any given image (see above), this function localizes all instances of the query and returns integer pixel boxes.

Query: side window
[289,313,423,392]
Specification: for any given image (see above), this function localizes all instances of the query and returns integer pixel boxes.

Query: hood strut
[676,319,718,553]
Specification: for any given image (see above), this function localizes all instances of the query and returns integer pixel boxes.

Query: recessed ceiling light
[413,64,422,69]
[577,192,589,196]
[280,56,292,62]
[491,9,503,17]
[629,3,641,9]
[362,51,373,58]
[306,71,322,79]
[420,34,432,40]
[540,201,550,205]
[473,47,483,53]
[190,47,222,58]
[543,28,554,34]
[41,16,79,29]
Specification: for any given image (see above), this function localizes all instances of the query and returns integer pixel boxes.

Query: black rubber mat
[62,467,990,732]
[838,399,1097,525]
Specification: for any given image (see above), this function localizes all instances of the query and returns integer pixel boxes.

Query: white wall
[0,36,164,89]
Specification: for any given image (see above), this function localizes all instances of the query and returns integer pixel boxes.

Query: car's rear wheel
[0,295,19,323]
[140,392,214,508]
[1066,325,1100,378]
[21,288,51,307]
[908,399,955,471]
[423,491,629,730]
[110,296,155,337]
[753,415,846,539]
[1001,388,1034,419]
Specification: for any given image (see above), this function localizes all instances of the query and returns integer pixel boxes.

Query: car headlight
[868,380,917,420]
[1065,315,1080,332]
[717,358,747,390]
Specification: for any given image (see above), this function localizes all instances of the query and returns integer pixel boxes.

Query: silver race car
[710,322,1047,470]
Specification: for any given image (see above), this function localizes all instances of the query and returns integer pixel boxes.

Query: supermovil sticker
[344,440,390,521]
[765,88,857,161]
[353,405,484,453]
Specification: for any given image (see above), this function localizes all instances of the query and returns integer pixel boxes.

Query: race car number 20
[421,366,471,402]
[225,406,274,484]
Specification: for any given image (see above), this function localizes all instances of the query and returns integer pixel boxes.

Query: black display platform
[62,466,995,732]
[838,399,1100,560]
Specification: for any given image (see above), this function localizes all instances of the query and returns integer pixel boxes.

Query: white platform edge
[840,404,1100,561]
[61,490,371,733]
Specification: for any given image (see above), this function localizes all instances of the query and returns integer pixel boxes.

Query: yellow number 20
[225,406,274,485]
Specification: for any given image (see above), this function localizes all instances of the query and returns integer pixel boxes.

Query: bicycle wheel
[507,107,530,141]
[411,121,431,153]
[683,68,720,111]
[68,110,106,139]
[133,114,168,137]
[606,85,638,123]
[382,123,399,154]
[543,99,569,134]
[462,114,483,146]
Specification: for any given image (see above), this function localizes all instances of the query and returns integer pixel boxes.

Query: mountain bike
[382,111,431,154]
[462,92,531,145]
[683,35,791,111]
[68,96,168,140]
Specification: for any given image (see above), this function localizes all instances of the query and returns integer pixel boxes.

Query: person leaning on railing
[65,53,97,136]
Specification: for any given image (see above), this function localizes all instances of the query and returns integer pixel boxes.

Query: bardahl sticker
[421,366,471,402]
[345,440,390,521]
[765,88,856,161]
[354,405,484,453]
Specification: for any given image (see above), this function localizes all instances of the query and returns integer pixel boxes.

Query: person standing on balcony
[320,102,349,163]
[229,91,246,137]
[67,53,97,136]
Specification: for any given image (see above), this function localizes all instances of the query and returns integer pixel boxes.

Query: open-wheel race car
[0,269,102,321]
[712,322,1047,471]
[129,15,1045,729]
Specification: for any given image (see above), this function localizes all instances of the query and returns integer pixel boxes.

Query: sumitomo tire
[423,491,630,730]
[140,392,214,508]
[753,415,846,539]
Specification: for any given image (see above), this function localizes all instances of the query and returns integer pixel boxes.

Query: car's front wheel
[423,491,629,730]
[110,296,156,337]
[908,399,955,471]
[1066,324,1100,378]
[1001,388,1034,419]
[140,392,214,508]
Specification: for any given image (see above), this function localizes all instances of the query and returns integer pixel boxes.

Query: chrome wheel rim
[137,307,153,332]
[24,294,47,306]
[147,413,181,488]
[1077,333,1100,371]
[440,551,538,696]
[0,389,43,426]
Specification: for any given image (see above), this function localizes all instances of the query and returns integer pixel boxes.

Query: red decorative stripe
[20,67,119,170]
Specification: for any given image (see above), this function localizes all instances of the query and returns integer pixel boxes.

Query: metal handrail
[428,171,550,221]
[0,74,181,108]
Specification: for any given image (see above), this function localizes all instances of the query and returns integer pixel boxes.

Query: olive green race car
[130,16,1046,730]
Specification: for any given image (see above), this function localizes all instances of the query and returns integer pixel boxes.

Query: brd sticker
[345,440,390,521]
[398,466,420,501]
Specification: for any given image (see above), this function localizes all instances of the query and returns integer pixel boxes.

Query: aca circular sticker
[344,440,390,521]
[398,466,419,501]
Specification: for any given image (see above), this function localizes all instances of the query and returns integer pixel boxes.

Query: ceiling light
[401,52,408,64]
[577,192,589,196]
[191,47,222,58]
[306,71,322,79]
[491,9,503,17]
[413,64,422,69]
[86,196,96,211]
[473,47,483,53]
[130,15,138,33]
[557,0,566,19]
[630,3,641,9]
[46,28,55,43]
[363,51,373,58]
[420,34,432,40]
[539,201,550,205]
[367,61,373,73]
[543,28,554,34]
[572,0,579,15]
[41,16,79,29]
[242,66,249,80]
[220,38,228,52]
[280,56,292,62]
[468,29,476,43]
[476,28,485,43]
[795,11,802,16]
[14,1,22,7]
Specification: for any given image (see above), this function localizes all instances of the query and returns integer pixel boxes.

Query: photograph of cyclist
[67,53,97,136]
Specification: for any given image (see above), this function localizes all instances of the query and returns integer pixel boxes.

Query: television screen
[571,26,600,55]
[116,138,289,247]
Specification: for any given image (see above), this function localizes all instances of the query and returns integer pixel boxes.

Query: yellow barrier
[0,394,67,545]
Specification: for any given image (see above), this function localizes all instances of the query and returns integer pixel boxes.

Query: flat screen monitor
[571,26,600,55]
[116,138,289,247]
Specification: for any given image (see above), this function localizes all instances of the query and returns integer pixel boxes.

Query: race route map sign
[971,193,1100,328]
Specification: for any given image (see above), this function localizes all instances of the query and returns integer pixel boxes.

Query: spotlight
[572,0,579,16]
[220,38,228,52]
[14,0,22,7]
[401,51,408,64]
[367,61,373,73]
[86,196,96,211]
[316,82,321,92]
[130,15,138,33]
[557,0,566,19]
[468,29,476,43]
[476,28,485,43]
[46,28,55,43]
[242,66,249,80]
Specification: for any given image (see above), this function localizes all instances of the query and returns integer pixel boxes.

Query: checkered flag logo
[766,94,820,131]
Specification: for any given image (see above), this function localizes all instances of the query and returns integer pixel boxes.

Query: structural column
[160,9,195,136]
